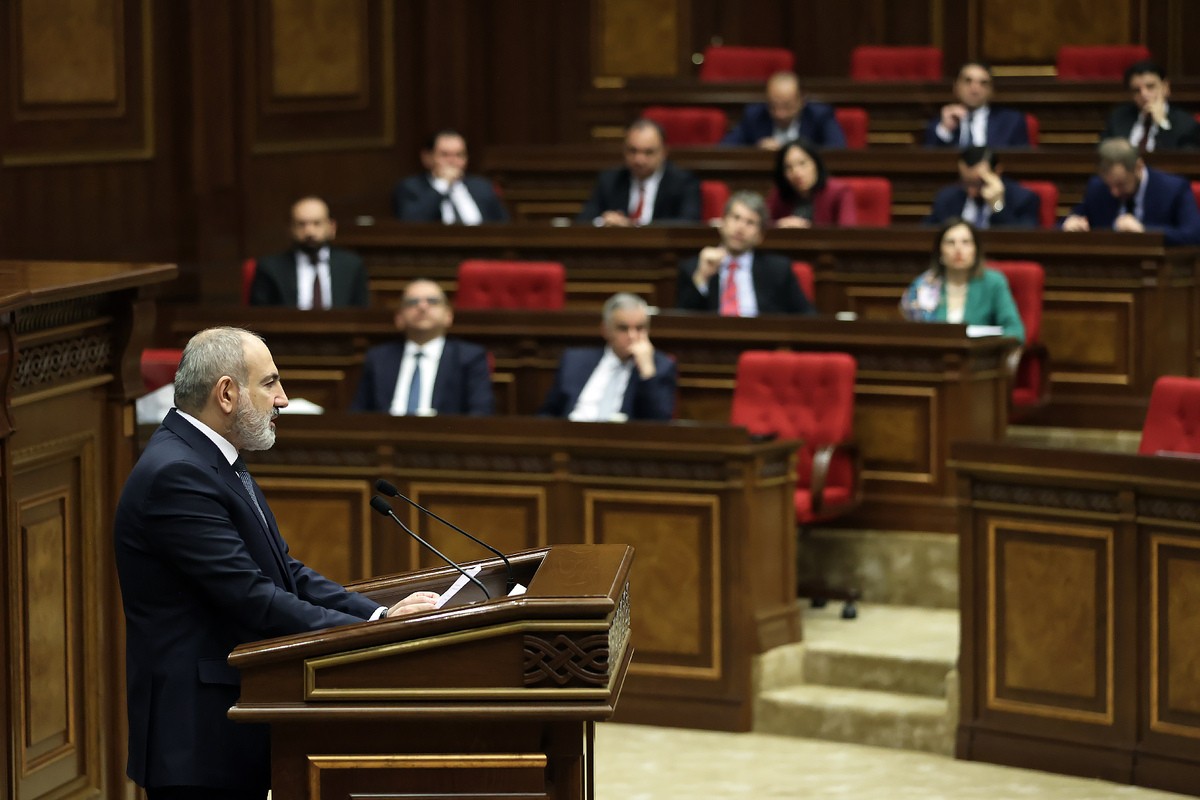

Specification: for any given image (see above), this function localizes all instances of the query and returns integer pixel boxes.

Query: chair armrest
[810,439,862,515]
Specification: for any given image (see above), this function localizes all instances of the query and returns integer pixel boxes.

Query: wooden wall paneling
[409,483,547,565]
[257,478,372,586]
[592,0,681,80]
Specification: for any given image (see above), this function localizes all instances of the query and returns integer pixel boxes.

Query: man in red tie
[676,191,815,316]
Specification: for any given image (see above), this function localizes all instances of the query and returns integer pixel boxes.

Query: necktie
[311,257,325,310]
[630,181,645,223]
[1138,113,1153,154]
[720,258,740,317]
[442,191,463,224]
[406,351,423,415]
[1124,193,1137,217]
[975,197,990,230]
[233,458,269,529]
[960,111,975,147]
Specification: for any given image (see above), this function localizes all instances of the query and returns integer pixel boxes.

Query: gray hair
[725,191,768,226]
[173,327,259,413]
[602,292,650,326]
[1098,137,1139,171]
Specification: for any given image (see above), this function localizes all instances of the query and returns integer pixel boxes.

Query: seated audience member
[926,146,1040,229]
[1101,60,1200,152]
[677,191,816,316]
[924,62,1029,149]
[1061,137,1200,246]
[250,196,369,308]
[351,279,493,416]
[721,71,847,150]
[576,119,702,226]
[767,137,856,227]
[900,218,1025,343]
[392,130,509,224]
[539,293,676,422]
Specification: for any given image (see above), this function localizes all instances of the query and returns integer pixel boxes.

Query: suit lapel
[378,343,405,411]
[429,339,453,412]
[328,249,347,306]
[567,349,604,409]
[280,251,301,305]
[750,253,771,313]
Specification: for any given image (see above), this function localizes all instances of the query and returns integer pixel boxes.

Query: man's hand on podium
[387,591,441,617]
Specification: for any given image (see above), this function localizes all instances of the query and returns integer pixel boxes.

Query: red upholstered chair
[791,261,816,308]
[242,258,257,305]
[1191,181,1200,212]
[839,177,892,226]
[700,180,730,225]
[990,261,1050,419]
[1019,180,1059,229]
[642,106,728,147]
[141,348,183,392]
[731,351,861,617]
[454,260,565,310]
[1024,113,1040,147]
[1056,45,1151,80]
[698,46,794,82]
[849,46,942,81]
[834,107,869,149]
[1139,376,1200,455]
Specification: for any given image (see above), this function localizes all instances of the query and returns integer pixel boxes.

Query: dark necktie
[311,257,325,310]
[974,197,990,229]
[442,192,463,224]
[1138,113,1153,154]
[1124,193,1137,216]
[406,351,423,415]
[960,111,975,147]
[232,458,269,529]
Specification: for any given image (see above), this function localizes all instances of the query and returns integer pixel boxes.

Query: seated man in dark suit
[352,279,493,416]
[539,293,676,422]
[926,146,1041,228]
[924,62,1029,149]
[677,191,816,316]
[576,119,702,227]
[720,71,847,150]
[1101,60,1200,152]
[392,130,509,224]
[1062,137,1200,246]
[250,196,370,309]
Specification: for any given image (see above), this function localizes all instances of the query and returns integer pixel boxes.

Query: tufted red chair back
[698,46,794,82]
[989,261,1047,413]
[242,258,257,305]
[731,351,857,522]
[1191,181,1200,212]
[1019,180,1059,229]
[1056,45,1151,80]
[850,46,942,81]
[839,176,892,226]
[455,260,565,310]
[642,106,728,146]
[791,261,816,307]
[1024,113,1040,147]
[700,179,731,224]
[141,348,183,392]
[1139,376,1200,455]
[834,107,869,148]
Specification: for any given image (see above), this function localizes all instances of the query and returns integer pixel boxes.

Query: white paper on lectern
[507,583,527,597]
[966,325,1005,337]
[433,564,483,609]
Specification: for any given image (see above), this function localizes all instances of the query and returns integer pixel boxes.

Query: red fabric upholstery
[1019,180,1059,229]
[1191,181,1200,212]
[791,261,816,306]
[990,261,1047,414]
[1140,376,1200,455]
[700,180,730,224]
[1024,113,1040,147]
[849,46,942,81]
[834,107,869,149]
[839,177,891,226]
[141,348,183,392]
[1056,45,1151,80]
[455,260,565,310]
[242,258,257,305]
[730,351,858,523]
[698,46,794,82]
[643,106,728,147]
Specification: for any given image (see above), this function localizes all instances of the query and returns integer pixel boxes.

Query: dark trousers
[146,788,266,800]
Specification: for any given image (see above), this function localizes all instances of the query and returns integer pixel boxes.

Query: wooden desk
[239,414,800,732]
[165,306,1012,534]
[951,441,1200,797]
[336,223,1200,430]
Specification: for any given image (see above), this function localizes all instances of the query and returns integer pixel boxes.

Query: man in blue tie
[924,62,1030,149]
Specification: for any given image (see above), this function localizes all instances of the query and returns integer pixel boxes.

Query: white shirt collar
[175,409,239,466]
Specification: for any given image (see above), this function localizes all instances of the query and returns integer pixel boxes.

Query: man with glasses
[351,279,494,415]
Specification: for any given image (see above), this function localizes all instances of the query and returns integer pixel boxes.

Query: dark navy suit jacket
[250,247,370,308]
[1102,104,1200,150]
[676,251,816,315]
[114,410,380,791]
[539,348,677,421]
[391,174,509,223]
[923,106,1029,148]
[925,178,1042,228]
[720,101,847,149]
[1067,168,1200,246]
[351,338,494,415]
[576,162,702,224]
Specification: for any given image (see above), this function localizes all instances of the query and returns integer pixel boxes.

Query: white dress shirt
[569,348,633,422]
[294,246,331,310]
[771,117,801,145]
[1130,103,1173,152]
[430,176,484,225]
[389,337,446,416]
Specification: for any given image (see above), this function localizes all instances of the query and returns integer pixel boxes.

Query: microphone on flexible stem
[369,496,490,601]
[375,479,515,591]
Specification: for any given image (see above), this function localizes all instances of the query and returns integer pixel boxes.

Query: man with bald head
[721,71,846,150]
[115,327,438,798]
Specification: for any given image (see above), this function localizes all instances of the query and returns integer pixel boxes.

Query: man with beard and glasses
[249,195,370,308]
[114,327,439,799]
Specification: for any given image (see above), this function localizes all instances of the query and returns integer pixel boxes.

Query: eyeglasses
[401,296,445,308]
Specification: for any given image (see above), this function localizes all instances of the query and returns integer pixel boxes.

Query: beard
[296,238,326,259]
[233,392,277,451]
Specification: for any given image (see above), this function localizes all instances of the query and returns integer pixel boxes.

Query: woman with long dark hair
[767,137,857,228]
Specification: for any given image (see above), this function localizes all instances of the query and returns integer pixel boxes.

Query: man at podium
[114,327,439,800]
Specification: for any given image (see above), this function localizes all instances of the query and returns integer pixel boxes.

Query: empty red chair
[834,107,869,149]
[700,180,730,224]
[455,260,565,310]
[839,177,892,226]
[1191,181,1200,211]
[242,258,257,305]
[1024,113,1040,147]
[698,46,794,82]
[1139,376,1200,455]
[141,348,183,392]
[850,46,942,81]
[642,106,728,147]
[1019,180,1059,229]
[791,261,816,307]
[990,261,1049,419]
[1056,45,1151,80]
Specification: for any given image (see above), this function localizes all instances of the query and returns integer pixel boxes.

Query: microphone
[375,479,515,591]
[369,496,490,601]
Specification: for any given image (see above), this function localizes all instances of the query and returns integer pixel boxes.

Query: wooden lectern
[228,544,632,800]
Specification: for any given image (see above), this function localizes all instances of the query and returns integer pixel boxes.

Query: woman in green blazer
[900,218,1025,344]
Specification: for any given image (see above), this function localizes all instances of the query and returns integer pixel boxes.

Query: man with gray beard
[114,327,438,799]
